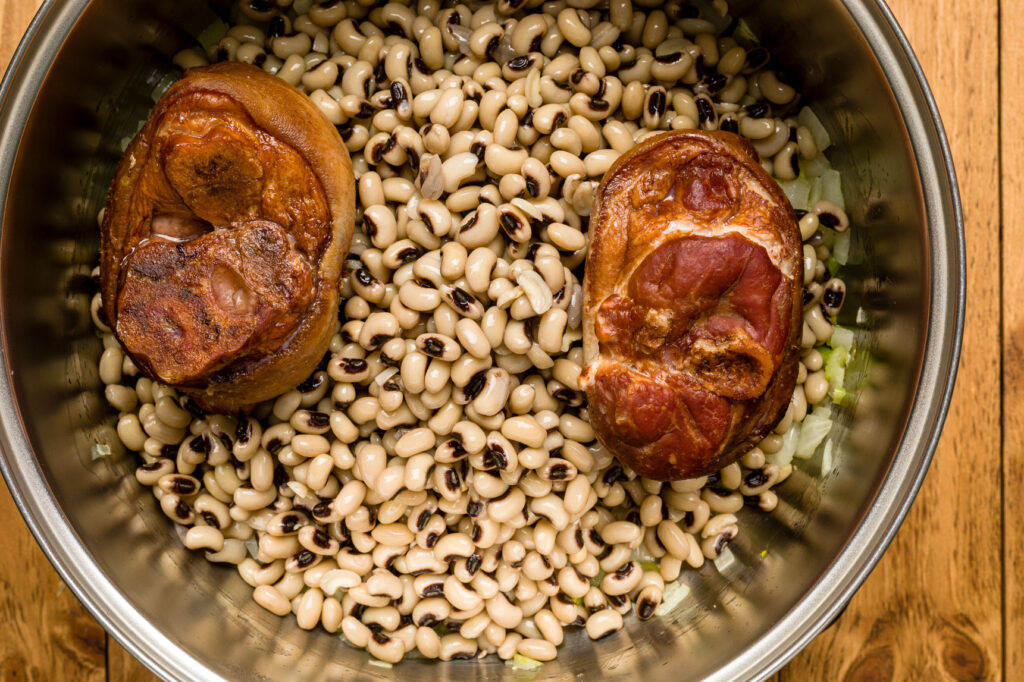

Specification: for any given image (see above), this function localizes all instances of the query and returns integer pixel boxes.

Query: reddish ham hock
[580,131,802,481]
[101,63,355,412]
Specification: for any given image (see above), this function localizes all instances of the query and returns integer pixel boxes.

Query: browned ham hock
[100,62,355,413]
[581,131,803,481]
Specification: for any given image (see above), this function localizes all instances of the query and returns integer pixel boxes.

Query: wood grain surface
[0,0,1005,680]
[1001,3,1023,681]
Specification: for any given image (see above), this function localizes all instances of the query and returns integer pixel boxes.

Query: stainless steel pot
[0,1,964,680]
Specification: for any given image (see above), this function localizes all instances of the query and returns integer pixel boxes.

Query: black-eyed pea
[340,613,373,648]
[488,486,527,523]
[468,21,503,58]
[556,7,591,47]
[598,521,640,548]
[548,149,586,178]
[414,625,442,658]
[702,513,739,541]
[529,493,569,530]
[253,585,292,617]
[513,637,555,662]
[289,587,324,631]
[444,575,482,612]
[498,415,543,448]
[584,607,622,641]
[823,277,847,317]
[490,107,520,148]
[438,633,478,661]
[432,531,474,562]
[550,127,583,156]
[366,632,405,664]
[546,222,586,252]
[414,333,459,362]
[598,561,638,598]
[508,383,536,415]
[510,14,546,55]
[458,612,491,640]
[412,592,449,627]
[651,48,693,83]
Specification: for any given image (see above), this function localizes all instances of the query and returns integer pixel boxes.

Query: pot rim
[0,1,966,680]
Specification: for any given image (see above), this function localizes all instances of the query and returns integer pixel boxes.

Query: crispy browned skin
[580,131,802,481]
[100,63,355,413]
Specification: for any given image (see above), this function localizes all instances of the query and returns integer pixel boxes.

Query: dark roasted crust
[100,63,355,413]
[580,130,803,481]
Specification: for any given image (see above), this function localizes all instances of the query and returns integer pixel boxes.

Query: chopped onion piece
[820,169,845,211]
[798,106,832,152]
[197,19,228,50]
[655,581,691,617]
[833,230,851,265]
[508,654,543,671]
[768,423,800,468]
[777,178,812,211]
[795,411,832,460]
[802,154,832,178]
[713,548,736,573]
[821,441,835,475]
[828,325,855,352]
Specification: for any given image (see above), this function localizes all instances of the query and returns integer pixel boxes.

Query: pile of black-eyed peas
[92,0,852,665]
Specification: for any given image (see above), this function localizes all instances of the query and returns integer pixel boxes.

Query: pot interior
[0,1,954,680]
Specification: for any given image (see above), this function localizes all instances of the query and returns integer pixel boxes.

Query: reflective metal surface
[0,1,964,680]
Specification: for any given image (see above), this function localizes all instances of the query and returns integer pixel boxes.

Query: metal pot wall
[0,1,964,680]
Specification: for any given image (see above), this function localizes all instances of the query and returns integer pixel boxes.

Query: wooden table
[0,0,1007,679]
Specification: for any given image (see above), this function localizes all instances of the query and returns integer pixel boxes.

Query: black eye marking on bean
[313,529,332,548]
[602,465,623,486]
[696,97,715,124]
[647,90,666,117]
[701,74,729,94]
[444,468,461,491]
[342,358,368,373]
[397,246,421,263]
[171,477,197,495]
[183,397,205,418]
[267,16,285,38]
[823,288,845,311]
[175,501,191,520]
[422,337,445,357]
[817,212,840,228]
[745,468,770,488]
[745,101,770,118]
[525,176,540,197]
[297,372,323,394]
[189,434,209,454]
[655,51,684,65]
[362,215,378,240]
[357,101,375,119]
[413,57,432,76]
[508,55,531,71]
[747,48,772,73]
